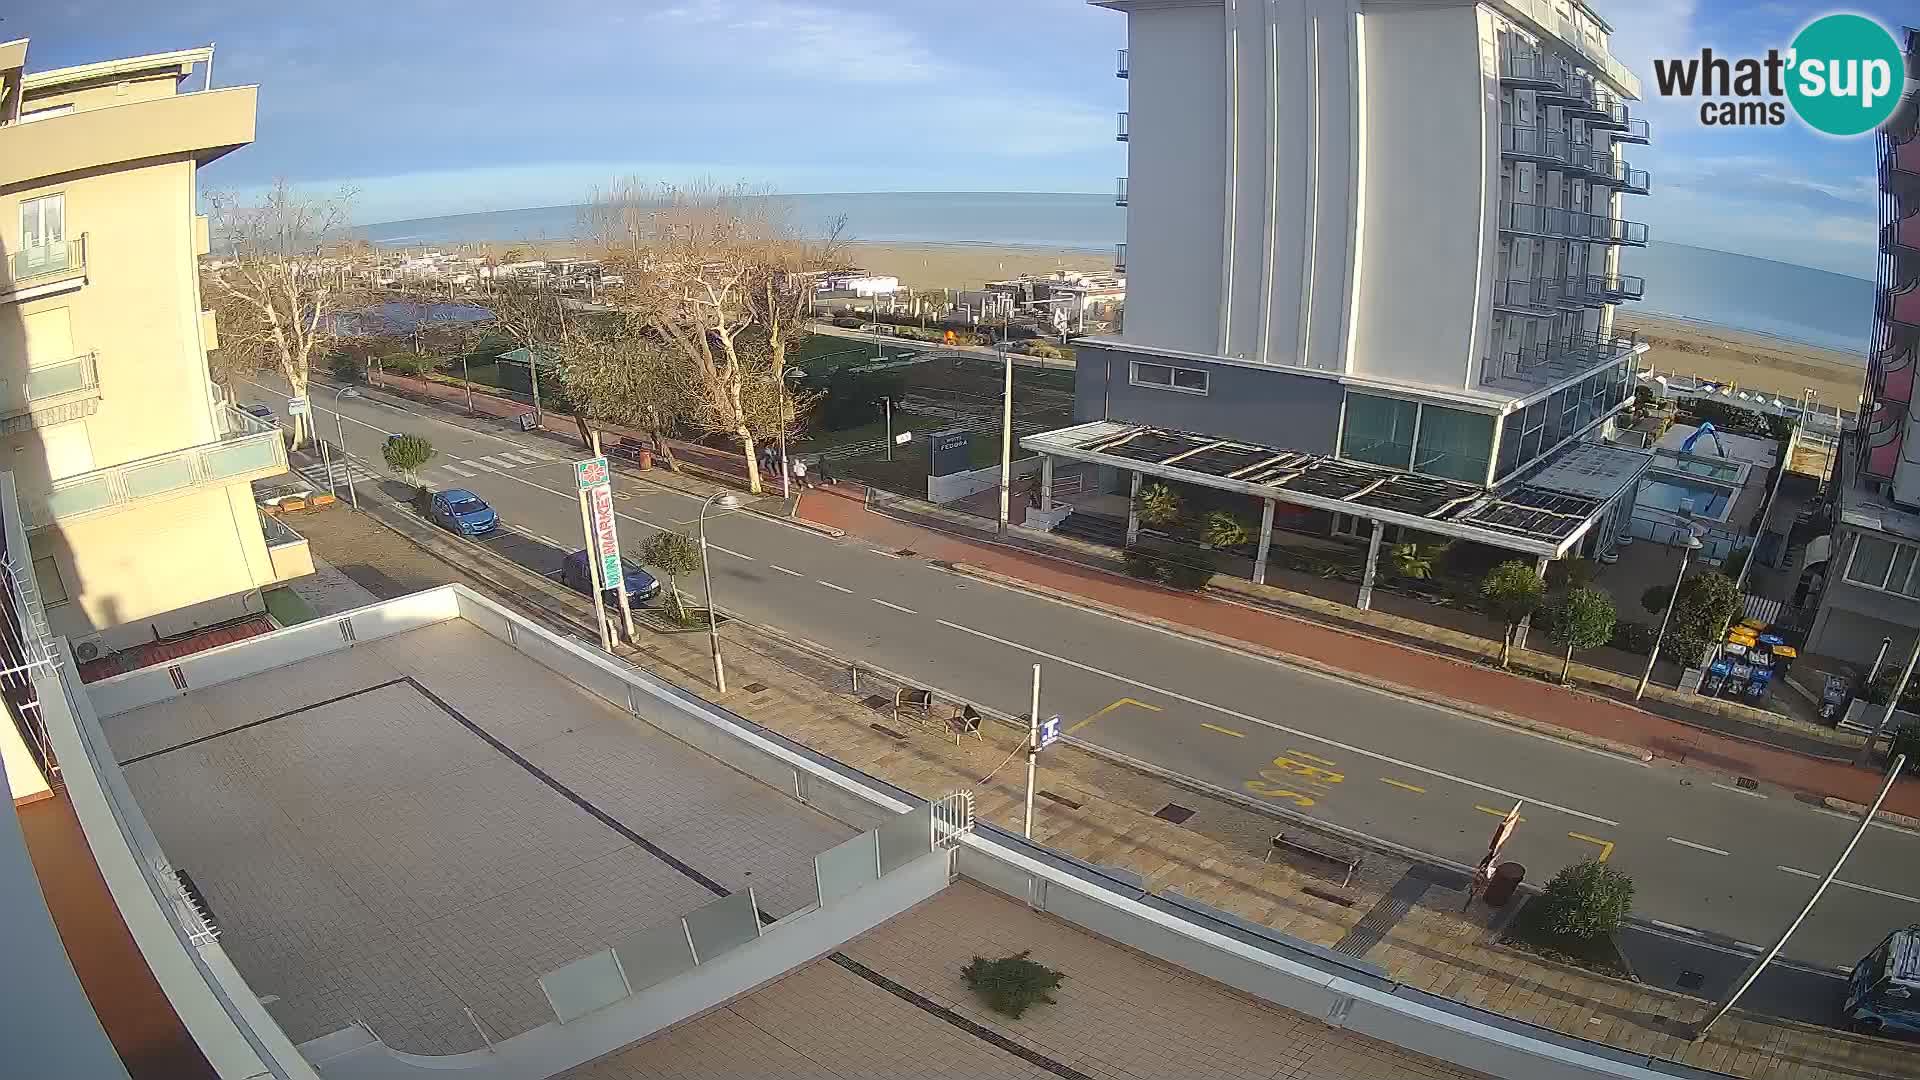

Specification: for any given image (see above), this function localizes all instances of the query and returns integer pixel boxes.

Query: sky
[5,0,1908,278]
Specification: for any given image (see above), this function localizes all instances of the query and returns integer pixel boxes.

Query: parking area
[100,619,854,1055]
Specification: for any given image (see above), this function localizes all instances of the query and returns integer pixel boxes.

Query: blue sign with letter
[1036,714,1062,750]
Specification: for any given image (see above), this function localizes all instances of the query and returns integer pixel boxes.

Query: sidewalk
[291,498,1915,1080]
[795,484,1920,823]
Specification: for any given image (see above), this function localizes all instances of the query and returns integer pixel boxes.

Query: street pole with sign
[1023,664,1062,840]
[588,433,635,642]
[1464,801,1523,909]
[573,457,623,652]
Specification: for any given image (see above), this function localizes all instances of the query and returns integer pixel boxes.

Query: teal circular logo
[1786,14,1904,136]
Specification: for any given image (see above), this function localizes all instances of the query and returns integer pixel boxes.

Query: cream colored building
[0,39,309,657]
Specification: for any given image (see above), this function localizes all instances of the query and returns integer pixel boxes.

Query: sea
[358,192,1878,356]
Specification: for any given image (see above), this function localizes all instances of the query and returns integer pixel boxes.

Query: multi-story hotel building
[0,40,307,666]
[1030,0,1657,591]
[1806,28,1920,664]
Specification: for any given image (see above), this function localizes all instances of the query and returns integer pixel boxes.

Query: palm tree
[1392,542,1438,580]
[1134,483,1183,528]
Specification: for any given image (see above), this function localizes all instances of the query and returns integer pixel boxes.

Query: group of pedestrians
[758,445,829,491]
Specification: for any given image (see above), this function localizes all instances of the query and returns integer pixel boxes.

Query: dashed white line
[1712,782,1767,799]
[1778,865,1920,904]
[711,545,753,561]
[1667,837,1731,856]
[872,598,917,614]
[871,549,902,559]
[817,580,854,594]
[771,565,804,577]
[932,617,1618,827]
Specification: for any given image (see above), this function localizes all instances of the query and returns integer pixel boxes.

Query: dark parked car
[426,489,499,536]
[240,403,277,424]
[562,550,661,607]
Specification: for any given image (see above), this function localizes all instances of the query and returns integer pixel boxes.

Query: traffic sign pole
[1025,663,1041,839]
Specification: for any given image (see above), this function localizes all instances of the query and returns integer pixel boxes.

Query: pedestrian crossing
[418,446,556,485]
[297,458,382,490]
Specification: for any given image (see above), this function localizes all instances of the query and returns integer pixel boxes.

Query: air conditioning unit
[74,641,101,662]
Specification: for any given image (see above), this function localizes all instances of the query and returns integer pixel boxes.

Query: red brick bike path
[797,484,1920,819]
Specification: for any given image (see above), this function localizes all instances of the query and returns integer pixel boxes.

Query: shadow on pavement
[1618,924,1849,1028]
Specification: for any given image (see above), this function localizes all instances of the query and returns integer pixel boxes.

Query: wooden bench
[1266,832,1362,888]
[894,687,934,727]
[947,704,985,745]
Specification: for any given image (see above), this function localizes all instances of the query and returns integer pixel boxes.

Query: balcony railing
[21,404,287,530]
[0,352,100,419]
[1500,124,1575,166]
[260,508,304,548]
[1116,177,1128,207]
[1498,40,1564,91]
[1595,272,1646,301]
[1614,116,1651,143]
[1887,212,1920,255]
[1499,202,1649,246]
[1116,111,1128,141]
[2,235,87,298]
[1117,48,1128,78]
[1492,278,1559,315]
[1893,136,1920,179]
[1114,243,1127,273]
[1587,157,1651,194]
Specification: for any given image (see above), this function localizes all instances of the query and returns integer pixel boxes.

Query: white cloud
[649,0,947,84]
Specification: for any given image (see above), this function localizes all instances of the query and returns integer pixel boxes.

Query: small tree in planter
[1202,510,1254,550]
[1537,860,1635,940]
[640,530,704,624]
[1392,542,1443,580]
[1549,586,1616,684]
[382,434,436,499]
[1134,482,1183,529]
[1481,560,1545,668]
[961,951,1064,1018]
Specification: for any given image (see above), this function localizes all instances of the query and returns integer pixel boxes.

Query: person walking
[791,456,811,490]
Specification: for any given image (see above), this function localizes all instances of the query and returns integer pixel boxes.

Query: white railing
[0,351,99,417]
[932,791,976,849]
[22,404,286,529]
[2,234,87,295]
[1116,48,1128,77]
[1116,111,1128,141]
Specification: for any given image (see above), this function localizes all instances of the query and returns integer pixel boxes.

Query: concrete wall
[31,482,277,647]
[1073,343,1344,453]
[1347,4,1491,391]
[927,456,1041,505]
[1121,3,1228,354]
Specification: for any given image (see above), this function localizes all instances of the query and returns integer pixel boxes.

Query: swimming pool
[1637,476,1734,520]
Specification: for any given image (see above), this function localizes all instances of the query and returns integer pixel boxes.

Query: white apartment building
[1030,0,1657,588]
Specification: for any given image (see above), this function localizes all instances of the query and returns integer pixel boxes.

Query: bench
[894,687,934,726]
[947,704,985,745]
[1266,832,1362,889]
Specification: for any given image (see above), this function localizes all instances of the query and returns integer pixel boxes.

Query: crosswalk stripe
[461,458,497,472]
[498,451,538,465]
[478,455,514,468]
[518,448,552,460]
[443,462,477,476]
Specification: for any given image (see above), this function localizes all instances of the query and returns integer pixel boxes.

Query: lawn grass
[1499,896,1633,979]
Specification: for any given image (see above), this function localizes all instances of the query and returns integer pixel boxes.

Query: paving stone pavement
[295,501,1920,1080]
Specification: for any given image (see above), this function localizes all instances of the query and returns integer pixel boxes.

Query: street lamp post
[1636,531,1703,701]
[998,342,1014,536]
[699,492,741,694]
[327,386,362,509]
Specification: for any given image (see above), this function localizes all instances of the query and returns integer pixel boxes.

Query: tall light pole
[1636,531,1703,701]
[700,492,741,694]
[1024,663,1041,838]
[328,385,361,509]
[1694,753,1906,1039]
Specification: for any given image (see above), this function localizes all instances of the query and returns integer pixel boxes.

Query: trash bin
[1484,862,1525,907]
[637,447,654,470]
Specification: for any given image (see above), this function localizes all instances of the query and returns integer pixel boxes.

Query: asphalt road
[245,376,1913,1007]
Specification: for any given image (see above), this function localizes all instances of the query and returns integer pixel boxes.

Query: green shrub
[382,433,435,485]
[329,352,364,381]
[1536,860,1636,940]
[1159,549,1216,590]
[1202,510,1254,550]
[1609,621,1659,655]
[640,531,704,622]
[379,352,438,377]
[1888,725,1920,775]
[1134,482,1183,528]
[1481,560,1545,667]
[960,951,1064,1018]
[1020,340,1068,360]
[831,316,863,329]
[1121,548,1161,580]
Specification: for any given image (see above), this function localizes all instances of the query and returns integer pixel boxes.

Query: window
[1341,394,1417,469]
[31,555,67,606]
[1847,535,1920,597]
[1413,406,1495,484]
[1129,361,1208,395]
[20,193,64,253]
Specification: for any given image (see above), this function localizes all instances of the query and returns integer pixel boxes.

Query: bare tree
[484,277,588,442]
[201,180,357,447]
[558,324,693,472]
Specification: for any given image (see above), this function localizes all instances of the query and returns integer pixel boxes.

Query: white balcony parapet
[22,404,286,529]
[0,352,100,420]
[1,235,86,300]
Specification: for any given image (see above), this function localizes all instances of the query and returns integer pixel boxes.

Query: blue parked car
[426,489,499,536]
[562,550,661,607]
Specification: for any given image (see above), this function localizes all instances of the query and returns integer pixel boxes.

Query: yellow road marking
[1475,804,1525,822]
[1379,777,1426,794]
[1568,832,1615,863]
[1066,696,1162,734]
[1200,723,1244,738]
[1290,749,1339,767]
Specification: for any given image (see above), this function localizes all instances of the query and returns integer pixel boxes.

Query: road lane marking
[933,618,1619,827]
[948,567,1644,767]
[1778,865,1920,904]
[817,580,854,594]
[712,545,753,560]
[871,549,902,558]
[872,599,917,614]
[1712,782,1767,799]
[1380,778,1426,794]
[499,452,539,465]
[1476,805,1525,822]
[1568,832,1614,862]
[1667,837,1730,856]
[443,462,477,476]
[462,458,497,472]
[771,565,804,577]
[1291,750,1338,767]
[1066,697,1163,735]
[1200,723,1244,738]
[479,455,516,468]
[1648,919,1701,936]
[537,535,558,545]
